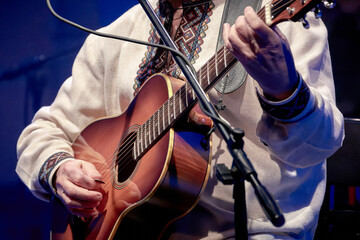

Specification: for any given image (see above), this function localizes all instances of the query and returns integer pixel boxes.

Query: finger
[222,23,233,51]
[234,15,260,54]
[228,23,256,60]
[59,179,103,202]
[244,6,275,43]
[234,15,252,44]
[58,188,101,209]
[223,23,248,57]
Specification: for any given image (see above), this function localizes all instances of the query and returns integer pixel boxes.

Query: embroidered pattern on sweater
[134,2,214,95]
[39,152,72,194]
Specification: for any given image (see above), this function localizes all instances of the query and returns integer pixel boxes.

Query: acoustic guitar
[51,0,333,239]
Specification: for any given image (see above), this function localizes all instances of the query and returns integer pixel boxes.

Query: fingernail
[97,193,103,200]
[95,179,105,184]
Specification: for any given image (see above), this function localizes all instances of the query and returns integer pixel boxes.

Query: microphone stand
[137,0,285,238]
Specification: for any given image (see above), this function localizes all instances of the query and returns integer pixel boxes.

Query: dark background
[0,0,359,239]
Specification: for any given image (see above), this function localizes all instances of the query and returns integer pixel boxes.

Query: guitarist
[17,0,344,239]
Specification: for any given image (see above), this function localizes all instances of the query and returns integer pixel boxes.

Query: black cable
[45,0,196,75]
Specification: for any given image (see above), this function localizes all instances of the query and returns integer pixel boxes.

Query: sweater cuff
[256,74,316,122]
[38,152,73,195]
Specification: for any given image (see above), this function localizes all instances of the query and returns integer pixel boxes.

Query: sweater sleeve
[16,32,108,201]
[256,14,345,168]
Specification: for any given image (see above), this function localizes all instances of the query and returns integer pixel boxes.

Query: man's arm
[222,6,344,167]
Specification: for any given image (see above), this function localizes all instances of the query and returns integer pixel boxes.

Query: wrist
[38,152,73,196]
[261,71,299,101]
[256,73,316,122]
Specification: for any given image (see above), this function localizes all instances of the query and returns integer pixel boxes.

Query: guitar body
[51,74,211,240]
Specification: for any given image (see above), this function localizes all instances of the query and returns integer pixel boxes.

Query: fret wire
[152,113,155,140]
[147,119,150,147]
[223,47,227,68]
[183,85,187,109]
[187,82,193,102]
[198,67,205,90]
[143,120,147,149]
[138,128,141,157]
[167,99,171,126]
[151,117,154,143]
[174,89,184,120]
[168,97,172,123]
[215,51,219,76]
[145,120,148,148]
[136,130,139,158]
[185,83,189,107]
[179,87,183,113]
[156,110,160,136]
[206,61,210,85]
[208,55,216,81]
[192,87,195,101]
[202,65,208,89]
[145,119,149,146]
[140,125,144,153]
[154,110,158,138]
[143,122,145,150]
[217,49,224,75]
[164,99,168,128]
[173,93,176,119]
[162,105,165,132]
[174,85,188,119]
[132,140,135,159]
[148,118,152,145]
[171,96,175,120]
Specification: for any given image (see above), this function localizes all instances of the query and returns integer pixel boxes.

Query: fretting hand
[222,6,299,100]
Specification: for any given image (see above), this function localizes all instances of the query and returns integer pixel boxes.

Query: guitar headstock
[263,0,336,28]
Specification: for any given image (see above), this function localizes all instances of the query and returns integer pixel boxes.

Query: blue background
[0,0,359,239]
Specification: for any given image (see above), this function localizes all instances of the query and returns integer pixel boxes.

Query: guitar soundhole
[116,132,138,183]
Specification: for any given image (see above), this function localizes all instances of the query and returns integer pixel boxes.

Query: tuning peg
[314,5,323,18]
[300,16,310,29]
[323,0,336,9]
